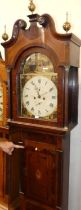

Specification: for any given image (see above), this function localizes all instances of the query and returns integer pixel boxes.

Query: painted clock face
[0,87,3,120]
[22,75,57,118]
[18,52,58,121]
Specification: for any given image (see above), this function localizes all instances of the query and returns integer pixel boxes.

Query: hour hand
[36,101,42,106]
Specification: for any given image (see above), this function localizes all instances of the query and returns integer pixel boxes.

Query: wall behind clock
[0,1,81,210]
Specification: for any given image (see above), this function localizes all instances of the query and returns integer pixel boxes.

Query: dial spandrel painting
[18,53,58,121]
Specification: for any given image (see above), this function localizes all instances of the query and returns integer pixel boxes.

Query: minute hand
[40,87,54,96]
[33,84,40,96]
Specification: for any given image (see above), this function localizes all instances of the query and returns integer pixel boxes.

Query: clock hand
[39,91,49,97]
[40,87,54,97]
[33,83,40,97]
[36,101,43,106]
[24,94,36,98]
[25,82,40,97]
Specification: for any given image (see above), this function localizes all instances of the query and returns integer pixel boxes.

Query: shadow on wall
[68,83,81,210]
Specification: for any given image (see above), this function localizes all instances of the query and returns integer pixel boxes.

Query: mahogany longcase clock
[2,13,81,210]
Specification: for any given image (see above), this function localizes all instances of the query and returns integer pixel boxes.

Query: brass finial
[2,25,9,41]
[28,0,36,13]
[63,12,71,33]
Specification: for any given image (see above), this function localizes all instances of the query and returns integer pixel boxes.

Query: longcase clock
[2,13,81,210]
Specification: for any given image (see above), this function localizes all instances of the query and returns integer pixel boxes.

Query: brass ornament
[2,25,9,41]
[63,21,71,33]
[28,0,36,13]
[63,12,71,33]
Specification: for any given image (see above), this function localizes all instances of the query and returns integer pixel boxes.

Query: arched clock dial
[19,52,58,121]
[22,75,57,118]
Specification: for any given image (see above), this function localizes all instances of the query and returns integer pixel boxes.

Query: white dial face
[0,87,3,119]
[22,75,57,118]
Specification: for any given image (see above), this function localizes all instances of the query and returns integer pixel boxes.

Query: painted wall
[0,1,81,210]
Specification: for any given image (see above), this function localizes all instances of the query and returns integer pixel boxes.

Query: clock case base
[8,121,70,210]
